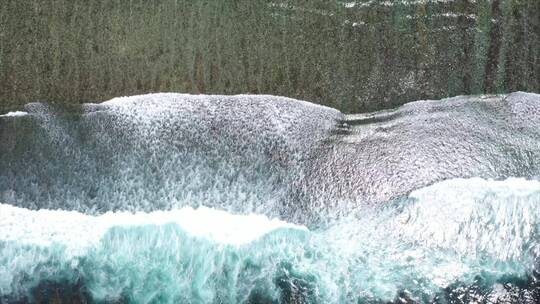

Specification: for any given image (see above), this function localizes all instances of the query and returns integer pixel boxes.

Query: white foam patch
[0,111,28,117]
[394,177,540,261]
[0,204,306,255]
[410,177,540,201]
[317,177,540,298]
[99,92,336,112]
[1,177,540,301]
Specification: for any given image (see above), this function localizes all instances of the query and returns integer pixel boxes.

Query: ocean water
[1,93,540,303]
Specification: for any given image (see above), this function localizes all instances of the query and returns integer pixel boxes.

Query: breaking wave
[2,177,540,303]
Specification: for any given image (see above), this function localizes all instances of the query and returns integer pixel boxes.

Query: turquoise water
[2,178,540,303]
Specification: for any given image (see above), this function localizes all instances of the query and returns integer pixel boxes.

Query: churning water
[1,93,540,303]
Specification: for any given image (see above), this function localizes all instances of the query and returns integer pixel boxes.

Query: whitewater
[1,92,540,303]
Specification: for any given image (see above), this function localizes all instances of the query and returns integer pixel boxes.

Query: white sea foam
[0,178,540,303]
[99,93,335,111]
[0,111,28,117]
[397,177,540,261]
[1,177,540,302]
[0,204,306,255]
[317,177,540,299]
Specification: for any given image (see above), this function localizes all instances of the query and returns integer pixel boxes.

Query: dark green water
[0,0,538,114]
